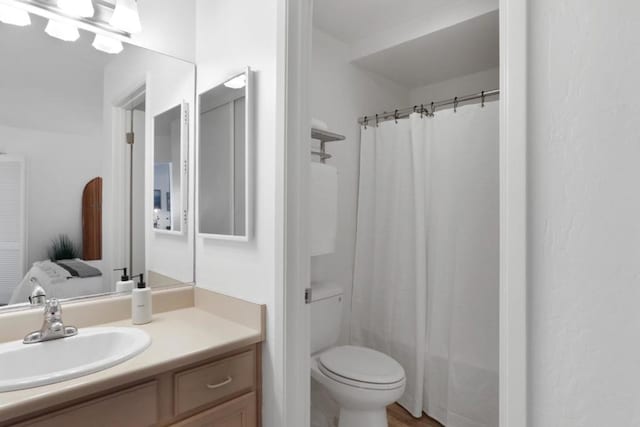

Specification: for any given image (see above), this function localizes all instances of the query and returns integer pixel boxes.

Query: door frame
[280,0,529,425]
[498,0,528,425]
[279,0,313,425]
[112,83,147,282]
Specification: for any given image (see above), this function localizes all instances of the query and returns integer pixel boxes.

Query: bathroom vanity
[0,287,265,427]
[0,5,265,426]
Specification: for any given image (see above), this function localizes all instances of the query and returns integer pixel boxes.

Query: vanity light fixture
[92,33,123,54]
[224,74,247,89]
[0,3,31,26]
[57,0,94,18]
[0,0,135,54]
[109,0,141,34]
[44,18,79,41]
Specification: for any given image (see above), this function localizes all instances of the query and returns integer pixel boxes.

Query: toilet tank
[310,282,344,355]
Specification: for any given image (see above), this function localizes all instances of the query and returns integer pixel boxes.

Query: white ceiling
[0,14,109,135]
[313,0,499,89]
[313,0,452,44]
[354,11,499,88]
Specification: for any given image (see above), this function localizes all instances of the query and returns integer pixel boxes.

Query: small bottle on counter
[131,273,152,325]
[114,267,134,293]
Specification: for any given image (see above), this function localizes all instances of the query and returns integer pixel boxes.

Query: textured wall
[528,1,640,425]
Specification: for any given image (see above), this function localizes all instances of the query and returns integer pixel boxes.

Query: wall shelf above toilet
[311,128,345,143]
[311,128,345,163]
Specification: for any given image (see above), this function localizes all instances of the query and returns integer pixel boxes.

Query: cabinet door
[16,381,158,427]
[172,392,256,427]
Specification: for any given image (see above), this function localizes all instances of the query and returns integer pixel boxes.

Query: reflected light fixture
[58,0,94,18]
[0,4,31,26]
[110,0,141,34]
[224,74,247,89]
[45,19,79,41]
[0,1,132,55]
[92,33,123,54]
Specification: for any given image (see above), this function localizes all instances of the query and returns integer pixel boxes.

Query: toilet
[310,283,406,427]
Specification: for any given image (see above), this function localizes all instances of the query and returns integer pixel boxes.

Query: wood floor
[387,404,443,427]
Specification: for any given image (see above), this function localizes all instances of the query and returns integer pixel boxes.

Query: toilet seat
[317,345,405,391]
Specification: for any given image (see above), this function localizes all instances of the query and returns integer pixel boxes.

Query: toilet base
[338,408,387,427]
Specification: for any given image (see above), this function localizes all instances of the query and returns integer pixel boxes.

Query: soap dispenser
[114,267,134,293]
[131,273,152,325]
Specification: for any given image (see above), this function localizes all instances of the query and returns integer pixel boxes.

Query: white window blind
[0,156,25,304]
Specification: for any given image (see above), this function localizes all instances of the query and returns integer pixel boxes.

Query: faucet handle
[44,298,62,319]
[23,298,77,344]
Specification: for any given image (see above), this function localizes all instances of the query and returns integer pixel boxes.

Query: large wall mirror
[0,13,195,310]
[198,69,252,241]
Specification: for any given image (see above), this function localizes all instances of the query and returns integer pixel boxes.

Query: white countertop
[0,307,263,423]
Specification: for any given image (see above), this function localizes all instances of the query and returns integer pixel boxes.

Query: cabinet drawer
[16,381,158,427]
[174,350,255,416]
[171,392,256,427]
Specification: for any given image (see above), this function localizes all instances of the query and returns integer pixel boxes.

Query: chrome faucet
[23,298,78,344]
[28,277,47,306]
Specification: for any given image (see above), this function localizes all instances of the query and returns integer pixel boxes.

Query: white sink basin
[0,327,151,392]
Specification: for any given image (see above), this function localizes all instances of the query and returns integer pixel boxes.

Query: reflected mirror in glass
[153,105,186,233]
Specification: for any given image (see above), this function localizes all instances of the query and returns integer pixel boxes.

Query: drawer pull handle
[206,376,233,390]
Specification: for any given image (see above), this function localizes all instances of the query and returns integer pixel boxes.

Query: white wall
[528,1,640,426]
[194,1,283,426]
[409,67,498,106]
[310,28,410,344]
[132,0,196,61]
[0,125,102,266]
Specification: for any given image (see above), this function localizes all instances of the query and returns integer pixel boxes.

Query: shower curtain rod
[358,88,500,126]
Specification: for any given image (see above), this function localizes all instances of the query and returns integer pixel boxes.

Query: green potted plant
[47,234,80,261]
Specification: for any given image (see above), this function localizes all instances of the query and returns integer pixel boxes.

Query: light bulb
[58,0,94,18]
[92,34,123,54]
[224,75,247,89]
[109,0,141,34]
[0,4,31,26]
[45,19,79,41]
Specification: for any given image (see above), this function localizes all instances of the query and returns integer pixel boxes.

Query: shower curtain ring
[420,104,424,119]
[481,91,485,108]
[375,114,379,127]
[431,102,435,116]
[454,96,458,113]
[364,116,368,129]
[394,109,399,124]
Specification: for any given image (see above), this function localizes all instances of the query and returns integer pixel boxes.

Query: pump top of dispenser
[133,273,146,289]
[114,267,129,281]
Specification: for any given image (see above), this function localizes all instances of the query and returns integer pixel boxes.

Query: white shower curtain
[351,102,499,427]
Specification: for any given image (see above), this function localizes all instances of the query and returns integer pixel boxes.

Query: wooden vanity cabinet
[172,393,256,427]
[9,344,261,427]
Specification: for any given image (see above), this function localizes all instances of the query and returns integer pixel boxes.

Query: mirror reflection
[198,70,250,239]
[0,14,195,309]
[153,104,185,233]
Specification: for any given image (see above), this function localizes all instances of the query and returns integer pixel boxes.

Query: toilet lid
[318,345,405,385]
